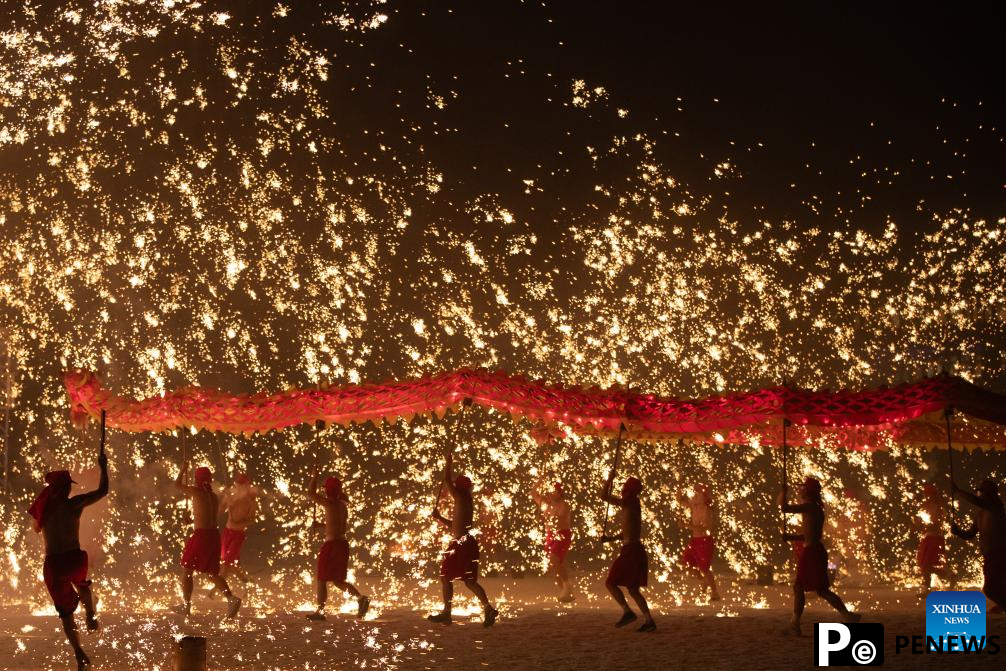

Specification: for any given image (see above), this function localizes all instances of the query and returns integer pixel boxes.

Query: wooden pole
[600,421,627,543]
[945,407,955,519]
[1,335,11,493]
[213,433,227,481]
[432,398,472,514]
[182,430,191,522]
[99,410,106,457]
[312,420,324,530]
[781,417,791,538]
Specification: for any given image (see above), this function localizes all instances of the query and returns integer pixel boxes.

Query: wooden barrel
[173,636,207,671]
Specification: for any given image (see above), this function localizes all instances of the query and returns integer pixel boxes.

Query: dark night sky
[313,1,1005,234]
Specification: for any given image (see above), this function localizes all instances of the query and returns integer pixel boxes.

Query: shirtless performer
[219,473,259,584]
[917,483,951,595]
[532,480,575,602]
[779,478,860,635]
[428,446,499,627]
[678,483,721,601]
[306,474,370,620]
[175,464,241,618]
[601,472,656,632]
[28,454,108,670]
[951,478,1006,612]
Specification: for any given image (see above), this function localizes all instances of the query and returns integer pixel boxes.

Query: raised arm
[951,520,978,541]
[952,482,992,510]
[173,462,201,496]
[530,479,545,505]
[73,453,109,509]
[307,473,329,506]
[600,469,622,507]
[431,508,451,528]
[778,487,810,514]
[442,445,458,496]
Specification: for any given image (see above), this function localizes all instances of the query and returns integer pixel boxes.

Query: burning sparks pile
[0,0,1004,651]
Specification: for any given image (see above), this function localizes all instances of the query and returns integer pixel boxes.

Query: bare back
[42,498,86,556]
[800,502,825,545]
[323,498,348,541]
[452,490,474,538]
[190,489,220,531]
[40,463,108,555]
[620,499,642,543]
[689,499,713,538]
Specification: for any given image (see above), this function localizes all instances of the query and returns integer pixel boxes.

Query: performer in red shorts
[951,478,1006,613]
[779,478,860,635]
[305,473,370,620]
[28,452,107,671]
[601,471,656,632]
[916,483,951,596]
[428,445,498,627]
[219,473,260,585]
[678,483,721,601]
[175,464,241,618]
[532,480,575,602]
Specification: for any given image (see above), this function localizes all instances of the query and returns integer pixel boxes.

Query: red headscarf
[194,467,213,491]
[27,471,75,532]
[234,473,251,486]
[453,474,473,492]
[553,482,564,497]
[325,476,347,501]
[621,477,643,500]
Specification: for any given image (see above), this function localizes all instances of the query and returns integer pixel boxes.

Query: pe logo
[815,623,884,666]
[926,590,986,651]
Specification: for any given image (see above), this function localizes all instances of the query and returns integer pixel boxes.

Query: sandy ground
[2,576,1004,670]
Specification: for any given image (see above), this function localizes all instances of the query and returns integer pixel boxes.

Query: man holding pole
[677,483,721,601]
[951,478,1006,612]
[779,477,860,635]
[175,464,242,618]
[219,473,259,584]
[601,469,656,632]
[305,473,371,620]
[916,482,951,595]
[28,427,108,671]
[532,479,575,602]
[428,444,499,627]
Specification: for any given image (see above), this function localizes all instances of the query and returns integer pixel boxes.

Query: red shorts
[681,536,714,573]
[795,541,830,592]
[440,535,479,581]
[221,528,246,565]
[792,539,804,562]
[916,534,944,570]
[983,548,1006,595]
[545,529,573,562]
[606,541,648,588]
[44,550,89,617]
[182,529,221,575]
[318,539,350,583]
